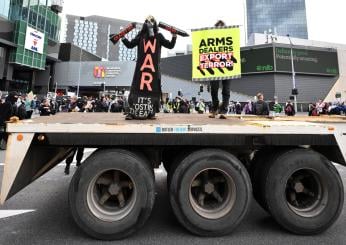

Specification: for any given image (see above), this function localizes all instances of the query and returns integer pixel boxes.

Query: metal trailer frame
[1,113,346,204]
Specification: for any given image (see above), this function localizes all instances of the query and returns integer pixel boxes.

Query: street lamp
[287,34,298,113]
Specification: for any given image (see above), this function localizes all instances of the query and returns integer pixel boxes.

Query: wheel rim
[189,168,236,219]
[87,169,137,222]
[285,169,328,218]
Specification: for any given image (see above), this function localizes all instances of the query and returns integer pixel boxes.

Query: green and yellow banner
[192,26,241,81]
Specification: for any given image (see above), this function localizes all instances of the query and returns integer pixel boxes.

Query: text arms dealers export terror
[109,22,189,45]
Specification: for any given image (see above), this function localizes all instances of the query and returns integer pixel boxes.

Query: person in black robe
[121,16,177,120]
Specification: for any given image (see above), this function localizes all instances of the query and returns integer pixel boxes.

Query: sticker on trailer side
[155,125,203,134]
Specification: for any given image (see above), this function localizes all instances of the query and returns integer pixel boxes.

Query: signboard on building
[24,27,45,54]
[93,66,121,78]
[241,47,274,74]
[275,47,339,76]
[191,26,241,81]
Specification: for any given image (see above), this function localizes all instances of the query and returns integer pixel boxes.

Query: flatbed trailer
[1,113,346,240]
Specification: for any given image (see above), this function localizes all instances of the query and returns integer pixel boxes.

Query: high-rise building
[0,0,10,18]
[8,0,62,69]
[64,15,140,61]
[246,0,308,40]
[1,0,62,92]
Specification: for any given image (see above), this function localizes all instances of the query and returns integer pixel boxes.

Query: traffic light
[199,84,203,93]
[292,88,298,95]
[178,90,182,96]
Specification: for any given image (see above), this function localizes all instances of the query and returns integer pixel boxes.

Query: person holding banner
[120,16,177,120]
[208,20,231,119]
[191,20,241,119]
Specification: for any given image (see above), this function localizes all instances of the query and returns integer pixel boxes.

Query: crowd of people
[1,90,346,174]
[37,95,127,115]
[1,91,346,147]
[2,91,346,122]
[308,99,346,116]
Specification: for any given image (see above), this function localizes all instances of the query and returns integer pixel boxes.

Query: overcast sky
[62,0,346,52]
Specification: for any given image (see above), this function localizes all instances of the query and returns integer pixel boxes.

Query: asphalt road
[0,149,346,245]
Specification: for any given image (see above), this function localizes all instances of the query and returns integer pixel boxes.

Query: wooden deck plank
[21,113,346,125]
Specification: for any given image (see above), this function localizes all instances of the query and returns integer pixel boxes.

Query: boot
[209,111,218,118]
[209,106,218,118]
[64,165,70,175]
[219,103,228,119]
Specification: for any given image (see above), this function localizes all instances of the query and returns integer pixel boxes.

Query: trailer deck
[6,113,346,134]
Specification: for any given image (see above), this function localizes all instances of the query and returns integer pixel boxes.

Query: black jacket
[253,100,269,115]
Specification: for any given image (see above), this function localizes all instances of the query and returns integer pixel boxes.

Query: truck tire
[68,148,155,240]
[251,148,292,212]
[264,149,344,235]
[250,149,273,211]
[169,149,252,236]
[166,151,191,190]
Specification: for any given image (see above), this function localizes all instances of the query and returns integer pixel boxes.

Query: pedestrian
[64,147,84,175]
[0,92,23,149]
[120,16,177,120]
[39,98,53,116]
[196,99,206,114]
[243,100,253,114]
[0,92,14,149]
[285,101,295,116]
[235,101,242,115]
[316,99,326,115]
[273,100,283,116]
[24,95,33,119]
[208,20,233,119]
[64,97,85,175]
[253,93,269,115]
[68,96,80,112]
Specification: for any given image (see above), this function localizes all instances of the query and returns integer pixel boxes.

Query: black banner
[122,32,176,119]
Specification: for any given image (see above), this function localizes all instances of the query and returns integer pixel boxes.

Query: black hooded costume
[122,16,177,119]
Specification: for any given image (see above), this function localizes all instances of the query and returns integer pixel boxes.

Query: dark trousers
[65,147,84,174]
[66,147,84,164]
[210,80,231,113]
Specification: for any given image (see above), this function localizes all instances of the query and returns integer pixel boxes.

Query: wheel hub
[189,168,236,220]
[294,182,304,193]
[87,169,137,222]
[108,183,121,195]
[204,182,215,194]
[285,168,327,218]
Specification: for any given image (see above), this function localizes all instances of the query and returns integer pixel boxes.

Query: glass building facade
[8,0,61,69]
[0,0,10,19]
[246,0,308,39]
